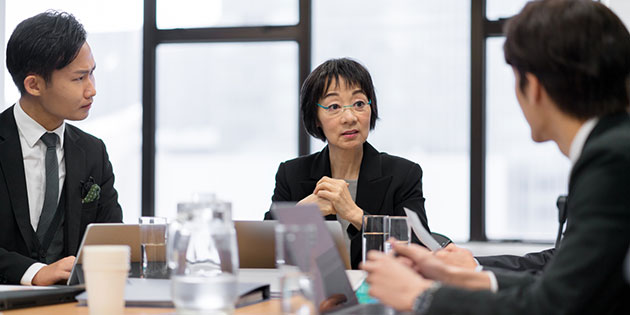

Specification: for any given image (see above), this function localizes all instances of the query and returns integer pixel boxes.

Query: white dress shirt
[569,118,599,165]
[480,117,599,293]
[13,102,66,285]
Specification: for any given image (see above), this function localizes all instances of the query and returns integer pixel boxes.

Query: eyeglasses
[316,99,371,116]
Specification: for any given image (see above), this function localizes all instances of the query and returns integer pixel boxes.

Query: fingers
[396,256,414,267]
[313,181,340,196]
[444,243,458,251]
[59,256,76,271]
[60,270,71,280]
[314,177,348,195]
[359,250,388,272]
[392,242,431,260]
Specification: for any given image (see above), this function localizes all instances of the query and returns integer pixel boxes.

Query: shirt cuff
[484,271,499,293]
[20,263,47,286]
[473,258,483,272]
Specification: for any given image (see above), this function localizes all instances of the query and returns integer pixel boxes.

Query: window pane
[156,0,298,29]
[486,0,530,20]
[313,0,470,241]
[485,37,569,241]
[155,42,298,220]
[2,0,143,223]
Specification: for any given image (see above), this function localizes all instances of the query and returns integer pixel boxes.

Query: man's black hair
[504,0,630,119]
[6,10,86,94]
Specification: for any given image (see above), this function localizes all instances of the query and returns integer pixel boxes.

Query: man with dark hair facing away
[361,0,630,314]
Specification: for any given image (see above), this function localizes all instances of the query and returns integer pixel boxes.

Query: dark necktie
[36,133,59,243]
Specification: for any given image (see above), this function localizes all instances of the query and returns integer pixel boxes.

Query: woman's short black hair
[504,0,630,119]
[300,58,379,141]
[6,10,87,95]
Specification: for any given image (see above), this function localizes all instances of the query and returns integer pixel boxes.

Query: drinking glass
[385,216,410,253]
[362,215,389,263]
[139,216,168,278]
[275,223,317,315]
[168,200,239,315]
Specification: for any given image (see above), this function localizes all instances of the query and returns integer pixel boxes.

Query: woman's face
[317,77,371,151]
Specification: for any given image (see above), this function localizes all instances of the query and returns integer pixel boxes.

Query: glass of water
[169,200,239,315]
[385,216,410,253]
[139,216,168,278]
[362,215,389,263]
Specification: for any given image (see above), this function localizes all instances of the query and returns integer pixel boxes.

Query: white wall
[608,0,630,28]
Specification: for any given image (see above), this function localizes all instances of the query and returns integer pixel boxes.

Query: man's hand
[392,243,492,290]
[32,256,75,286]
[298,193,336,216]
[435,243,479,270]
[391,243,452,281]
[361,250,432,311]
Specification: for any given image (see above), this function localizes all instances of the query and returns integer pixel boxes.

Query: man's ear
[524,72,543,105]
[23,74,46,96]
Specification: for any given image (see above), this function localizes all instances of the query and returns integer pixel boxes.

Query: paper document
[403,207,441,251]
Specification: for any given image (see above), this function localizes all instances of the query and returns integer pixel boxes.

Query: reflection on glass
[155,42,298,220]
[156,0,298,29]
[485,37,570,241]
[313,0,470,241]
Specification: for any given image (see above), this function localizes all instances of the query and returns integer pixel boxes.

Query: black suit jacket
[426,113,630,314]
[476,248,555,276]
[264,142,430,269]
[0,105,123,284]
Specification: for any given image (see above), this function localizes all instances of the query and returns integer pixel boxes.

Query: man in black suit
[361,0,630,314]
[0,11,122,285]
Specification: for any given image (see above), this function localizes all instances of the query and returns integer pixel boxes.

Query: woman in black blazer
[264,58,430,269]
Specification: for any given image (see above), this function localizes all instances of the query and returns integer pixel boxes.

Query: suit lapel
[0,106,38,251]
[355,142,392,214]
[63,126,86,255]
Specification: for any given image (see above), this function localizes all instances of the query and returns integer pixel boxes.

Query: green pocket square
[81,184,101,204]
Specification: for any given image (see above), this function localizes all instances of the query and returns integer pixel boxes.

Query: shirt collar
[569,117,598,165]
[14,101,66,148]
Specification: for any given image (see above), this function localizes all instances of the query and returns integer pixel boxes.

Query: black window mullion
[470,0,487,241]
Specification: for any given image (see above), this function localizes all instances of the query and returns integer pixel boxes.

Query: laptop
[0,285,85,311]
[235,220,352,269]
[67,223,142,285]
[271,203,394,314]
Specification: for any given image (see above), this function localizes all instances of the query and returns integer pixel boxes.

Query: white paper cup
[83,245,130,315]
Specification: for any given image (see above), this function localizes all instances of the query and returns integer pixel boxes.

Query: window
[2,0,143,223]
[312,0,471,241]
[486,0,530,20]
[484,38,570,241]
[156,0,298,29]
[154,42,298,220]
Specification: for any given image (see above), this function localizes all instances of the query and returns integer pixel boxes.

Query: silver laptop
[67,223,141,285]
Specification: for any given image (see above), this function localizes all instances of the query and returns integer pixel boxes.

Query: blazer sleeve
[264,162,289,220]
[0,249,38,284]
[476,248,555,275]
[94,139,122,223]
[397,162,429,231]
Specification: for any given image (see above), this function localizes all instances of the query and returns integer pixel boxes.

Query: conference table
[3,300,281,314]
[3,270,367,314]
